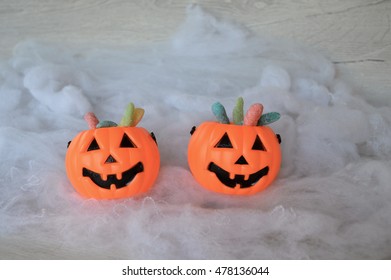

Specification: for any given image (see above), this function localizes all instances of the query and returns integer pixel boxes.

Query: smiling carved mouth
[82,162,144,189]
[207,162,269,188]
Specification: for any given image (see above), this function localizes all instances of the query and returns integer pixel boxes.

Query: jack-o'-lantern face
[66,104,160,199]
[188,122,281,195]
[66,112,160,200]
[188,99,282,195]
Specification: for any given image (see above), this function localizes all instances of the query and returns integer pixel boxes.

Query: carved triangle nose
[235,155,248,165]
[105,154,117,164]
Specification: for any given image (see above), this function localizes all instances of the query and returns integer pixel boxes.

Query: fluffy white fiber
[1,6,391,259]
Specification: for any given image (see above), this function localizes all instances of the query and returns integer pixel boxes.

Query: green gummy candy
[233,97,244,125]
[120,102,135,127]
[212,102,230,124]
[96,120,118,128]
[258,112,281,125]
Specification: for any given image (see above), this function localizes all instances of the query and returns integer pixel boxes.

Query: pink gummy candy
[244,103,263,126]
[84,112,99,129]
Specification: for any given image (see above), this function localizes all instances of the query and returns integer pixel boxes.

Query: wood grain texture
[1,0,389,102]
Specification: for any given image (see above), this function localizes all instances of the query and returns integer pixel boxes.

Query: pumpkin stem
[212,102,230,124]
[233,97,244,125]
[244,103,263,126]
[84,112,99,129]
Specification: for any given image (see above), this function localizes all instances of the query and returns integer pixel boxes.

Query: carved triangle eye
[252,135,266,151]
[120,133,137,148]
[87,138,100,151]
[215,133,233,148]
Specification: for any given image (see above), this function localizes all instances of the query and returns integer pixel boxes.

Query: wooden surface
[1,0,390,105]
[0,0,390,259]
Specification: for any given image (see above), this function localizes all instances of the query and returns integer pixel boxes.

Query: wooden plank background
[1,0,390,104]
[0,0,390,258]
